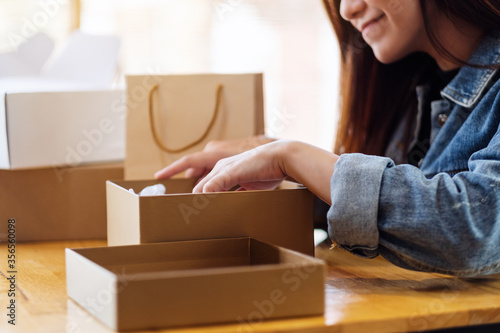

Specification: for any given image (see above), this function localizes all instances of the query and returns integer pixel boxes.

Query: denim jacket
[327,31,500,277]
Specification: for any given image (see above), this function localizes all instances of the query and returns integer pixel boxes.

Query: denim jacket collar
[441,31,500,109]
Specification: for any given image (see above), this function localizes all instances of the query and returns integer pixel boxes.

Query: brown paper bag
[125,73,265,180]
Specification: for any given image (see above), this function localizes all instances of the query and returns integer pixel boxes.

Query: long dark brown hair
[324,0,500,155]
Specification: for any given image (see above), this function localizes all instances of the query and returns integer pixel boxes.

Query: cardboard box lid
[66,237,325,331]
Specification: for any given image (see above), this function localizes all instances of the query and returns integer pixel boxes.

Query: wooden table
[1,240,500,333]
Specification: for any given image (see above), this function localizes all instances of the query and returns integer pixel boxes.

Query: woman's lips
[360,14,385,35]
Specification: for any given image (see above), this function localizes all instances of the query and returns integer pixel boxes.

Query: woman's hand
[193,140,339,205]
[154,135,274,179]
[193,141,287,193]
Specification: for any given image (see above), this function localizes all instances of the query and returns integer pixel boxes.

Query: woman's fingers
[185,167,207,179]
[155,136,275,180]
[154,151,224,179]
[192,159,236,193]
[154,156,190,179]
[154,153,207,179]
[193,142,287,193]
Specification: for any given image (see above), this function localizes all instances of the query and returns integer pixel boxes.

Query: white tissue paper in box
[128,184,166,196]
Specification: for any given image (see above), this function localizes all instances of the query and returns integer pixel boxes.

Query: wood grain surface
[1,240,500,333]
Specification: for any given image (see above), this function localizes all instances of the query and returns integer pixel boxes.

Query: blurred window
[1,0,339,149]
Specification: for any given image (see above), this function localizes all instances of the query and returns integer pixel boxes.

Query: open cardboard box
[106,178,315,255]
[0,162,123,242]
[66,237,325,331]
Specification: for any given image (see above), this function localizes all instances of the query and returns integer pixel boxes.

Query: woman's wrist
[279,140,338,204]
[256,134,276,146]
[278,140,301,178]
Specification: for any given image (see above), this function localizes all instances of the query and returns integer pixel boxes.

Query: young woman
[155,0,500,277]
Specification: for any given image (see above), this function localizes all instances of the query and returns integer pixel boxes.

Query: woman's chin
[372,48,408,64]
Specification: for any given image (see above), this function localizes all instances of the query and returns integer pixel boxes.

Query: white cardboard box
[66,237,325,331]
[0,31,125,169]
[0,86,125,169]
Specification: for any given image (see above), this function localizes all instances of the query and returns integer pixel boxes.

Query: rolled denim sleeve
[327,154,394,258]
[327,152,500,277]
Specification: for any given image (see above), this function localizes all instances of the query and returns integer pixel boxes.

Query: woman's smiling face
[340,0,429,64]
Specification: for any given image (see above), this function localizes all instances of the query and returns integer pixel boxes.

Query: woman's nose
[339,0,366,21]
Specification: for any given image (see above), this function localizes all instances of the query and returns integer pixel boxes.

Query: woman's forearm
[280,141,339,205]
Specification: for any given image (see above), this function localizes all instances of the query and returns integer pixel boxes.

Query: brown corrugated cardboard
[0,163,123,242]
[65,237,325,331]
[106,178,315,255]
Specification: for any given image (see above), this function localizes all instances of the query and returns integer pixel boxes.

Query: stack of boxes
[0,31,124,241]
[1,32,326,330]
